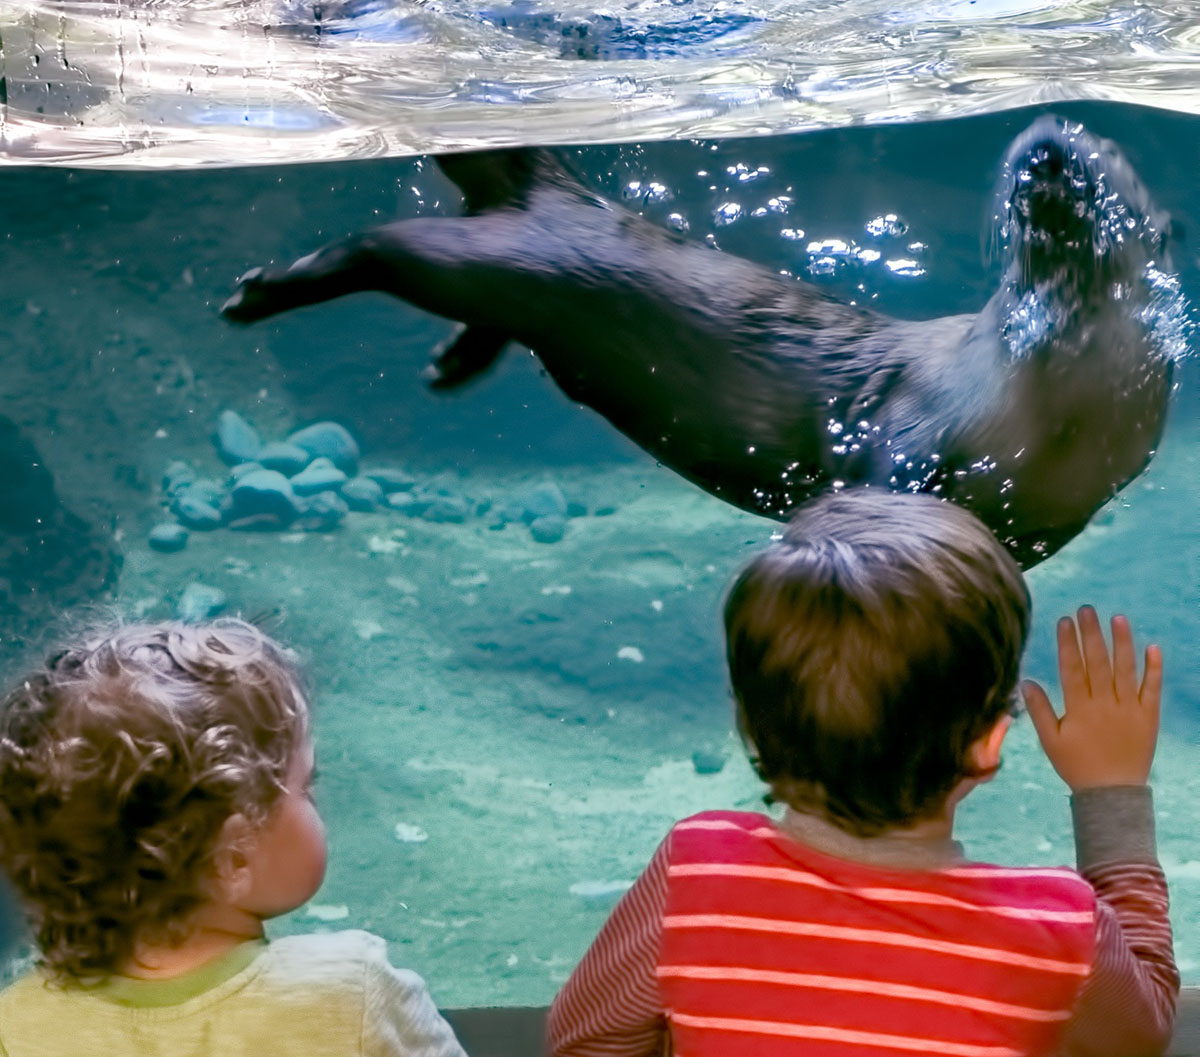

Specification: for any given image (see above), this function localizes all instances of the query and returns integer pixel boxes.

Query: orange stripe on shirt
[669,1011,1027,1056]
[674,817,779,838]
[948,866,1091,883]
[668,863,1095,922]
[656,964,1073,1021]
[662,914,1092,974]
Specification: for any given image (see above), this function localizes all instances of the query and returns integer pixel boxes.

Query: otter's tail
[435,147,579,213]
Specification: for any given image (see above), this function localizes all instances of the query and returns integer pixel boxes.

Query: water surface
[2,1,1200,166]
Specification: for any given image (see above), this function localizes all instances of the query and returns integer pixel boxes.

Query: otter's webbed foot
[422,326,510,390]
[221,238,374,324]
[221,267,281,324]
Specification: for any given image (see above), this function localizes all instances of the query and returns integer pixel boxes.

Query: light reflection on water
[1,0,1199,166]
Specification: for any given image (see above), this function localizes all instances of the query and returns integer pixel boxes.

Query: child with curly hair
[0,619,465,1057]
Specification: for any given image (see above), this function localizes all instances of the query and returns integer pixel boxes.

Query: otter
[221,116,1185,567]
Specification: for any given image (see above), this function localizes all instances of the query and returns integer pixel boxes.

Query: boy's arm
[547,835,671,1057]
[1058,786,1178,1057]
[1023,610,1176,1056]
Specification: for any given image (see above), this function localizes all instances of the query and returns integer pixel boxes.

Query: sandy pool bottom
[108,445,1200,1009]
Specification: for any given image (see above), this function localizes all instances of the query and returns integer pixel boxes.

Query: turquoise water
[0,100,1197,1007]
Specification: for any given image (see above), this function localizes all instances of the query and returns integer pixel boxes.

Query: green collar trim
[90,940,267,1008]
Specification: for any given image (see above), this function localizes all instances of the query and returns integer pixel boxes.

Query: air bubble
[714,202,743,226]
[807,238,852,256]
[885,258,926,277]
[865,214,908,238]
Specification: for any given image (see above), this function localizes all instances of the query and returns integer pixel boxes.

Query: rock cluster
[148,411,593,553]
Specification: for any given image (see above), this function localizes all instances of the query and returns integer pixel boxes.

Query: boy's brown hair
[0,619,308,982]
[724,488,1029,836]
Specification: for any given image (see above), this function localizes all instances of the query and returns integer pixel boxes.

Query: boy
[0,619,466,1057]
[548,488,1176,1056]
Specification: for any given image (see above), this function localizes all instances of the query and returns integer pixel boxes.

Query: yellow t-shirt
[0,930,466,1057]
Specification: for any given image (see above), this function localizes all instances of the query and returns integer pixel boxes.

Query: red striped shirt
[548,809,1176,1057]
[659,812,1093,1057]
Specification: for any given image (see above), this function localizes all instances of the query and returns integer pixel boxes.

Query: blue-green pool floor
[110,422,1200,1008]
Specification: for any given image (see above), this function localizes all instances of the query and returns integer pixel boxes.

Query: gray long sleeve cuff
[1071,785,1159,870]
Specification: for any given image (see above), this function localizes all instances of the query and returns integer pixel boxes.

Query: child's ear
[210,814,256,902]
[970,715,1012,774]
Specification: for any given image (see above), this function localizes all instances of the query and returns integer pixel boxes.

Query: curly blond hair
[0,619,309,983]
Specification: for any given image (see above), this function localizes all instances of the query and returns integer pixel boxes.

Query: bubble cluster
[1001,287,1060,360]
[726,162,770,184]
[803,234,923,279]
[1139,265,1195,365]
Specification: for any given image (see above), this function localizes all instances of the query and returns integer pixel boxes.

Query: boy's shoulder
[672,809,770,834]
[940,860,1098,910]
[265,929,406,989]
[0,932,421,1018]
[0,932,451,1054]
[0,931,397,1009]
[669,809,778,843]
[665,810,1095,911]
[0,964,46,1008]
[664,810,779,857]
[267,928,387,971]
[265,930,433,1002]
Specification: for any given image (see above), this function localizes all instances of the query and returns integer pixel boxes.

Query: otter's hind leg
[221,216,518,330]
[422,327,510,389]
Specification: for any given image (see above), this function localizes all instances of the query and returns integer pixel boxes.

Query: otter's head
[994,116,1174,290]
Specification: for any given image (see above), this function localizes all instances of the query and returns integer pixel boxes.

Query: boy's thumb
[1021,681,1059,747]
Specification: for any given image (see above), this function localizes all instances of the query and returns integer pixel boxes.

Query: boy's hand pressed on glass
[1023,606,1162,791]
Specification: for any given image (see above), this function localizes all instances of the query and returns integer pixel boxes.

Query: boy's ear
[970,715,1012,773]
[210,814,256,902]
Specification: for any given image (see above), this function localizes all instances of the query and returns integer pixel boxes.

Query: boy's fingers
[1139,644,1164,715]
[1110,615,1137,700]
[1077,606,1112,695]
[1022,680,1060,747]
[1056,617,1088,698]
